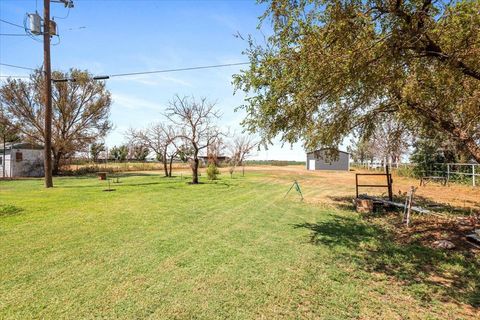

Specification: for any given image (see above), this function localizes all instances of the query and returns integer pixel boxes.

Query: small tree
[228,134,257,177]
[177,143,193,163]
[125,123,179,177]
[132,144,149,161]
[410,134,461,177]
[165,95,222,184]
[206,163,220,180]
[110,145,128,162]
[90,142,105,163]
[207,137,225,166]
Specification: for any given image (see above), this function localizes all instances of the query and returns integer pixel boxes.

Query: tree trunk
[162,151,168,177]
[2,139,5,178]
[168,156,174,177]
[52,150,62,176]
[458,133,480,164]
[192,157,199,184]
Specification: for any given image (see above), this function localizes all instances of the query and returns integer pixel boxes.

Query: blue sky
[0,0,306,160]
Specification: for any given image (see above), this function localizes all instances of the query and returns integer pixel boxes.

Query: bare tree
[370,117,410,167]
[0,69,112,174]
[165,95,221,184]
[207,136,226,166]
[125,123,179,177]
[228,134,257,177]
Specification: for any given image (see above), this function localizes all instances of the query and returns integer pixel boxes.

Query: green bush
[395,166,417,178]
[206,163,220,180]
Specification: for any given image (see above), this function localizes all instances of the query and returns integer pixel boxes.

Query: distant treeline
[244,160,306,166]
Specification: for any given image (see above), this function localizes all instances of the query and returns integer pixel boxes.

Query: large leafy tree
[0,69,112,174]
[234,0,480,162]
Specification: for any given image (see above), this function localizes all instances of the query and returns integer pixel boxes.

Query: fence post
[473,165,476,187]
[447,163,450,182]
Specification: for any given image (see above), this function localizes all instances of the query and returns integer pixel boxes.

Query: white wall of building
[0,148,44,178]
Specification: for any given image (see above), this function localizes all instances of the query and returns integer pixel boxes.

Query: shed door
[308,159,316,171]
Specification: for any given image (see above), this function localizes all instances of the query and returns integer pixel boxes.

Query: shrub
[395,166,416,178]
[206,163,220,180]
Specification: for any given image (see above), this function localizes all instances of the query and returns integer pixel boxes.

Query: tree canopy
[0,69,112,173]
[234,0,480,162]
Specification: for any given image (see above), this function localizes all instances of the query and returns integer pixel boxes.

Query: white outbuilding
[0,142,44,178]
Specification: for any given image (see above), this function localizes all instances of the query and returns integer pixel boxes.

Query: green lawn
[0,173,479,319]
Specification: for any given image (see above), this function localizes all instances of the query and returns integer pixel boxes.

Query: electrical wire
[0,75,30,78]
[107,62,250,78]
[0,62,250,79]
[53,6,71,20]
[0,63,36,71]
[0,18,25,29]
[0,33,29,37]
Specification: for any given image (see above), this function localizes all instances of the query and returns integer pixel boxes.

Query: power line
[0,61,250,79]
[0,33,29,37]
[0,18,25,30]
[0,63,36,71]
[107,62,250,78]
[0,75,30,78]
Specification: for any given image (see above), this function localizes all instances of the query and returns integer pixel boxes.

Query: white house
[0,143,44,178]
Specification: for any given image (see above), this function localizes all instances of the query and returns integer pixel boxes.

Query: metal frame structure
[355,166,393,201]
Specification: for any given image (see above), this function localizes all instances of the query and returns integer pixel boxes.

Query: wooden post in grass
[403,186,416,227]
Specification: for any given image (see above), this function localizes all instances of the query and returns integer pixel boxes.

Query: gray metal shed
[306,149,350,171]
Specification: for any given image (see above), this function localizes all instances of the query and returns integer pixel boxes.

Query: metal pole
[447,163,450,183]
[43,0,53,188]
[386,165,393,201]
[355,174,359,198]
[473,164,476,187]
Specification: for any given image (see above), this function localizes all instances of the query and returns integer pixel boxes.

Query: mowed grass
[0,172,479,319]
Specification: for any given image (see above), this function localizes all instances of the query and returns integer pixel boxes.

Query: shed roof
[306,148,349,155]
[4,142,44,150]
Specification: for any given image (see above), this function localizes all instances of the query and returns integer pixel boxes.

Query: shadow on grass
[328,196,356,211]
[0,204,24,217]
[294,216,480,307]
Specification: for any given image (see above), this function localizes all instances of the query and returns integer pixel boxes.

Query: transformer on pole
[28,13,42,35]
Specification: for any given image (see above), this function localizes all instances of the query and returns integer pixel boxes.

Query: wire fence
[352,162,479,187]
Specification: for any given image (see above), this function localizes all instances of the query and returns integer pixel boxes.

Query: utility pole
[37,0,73,188]
[43,0,53,188]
